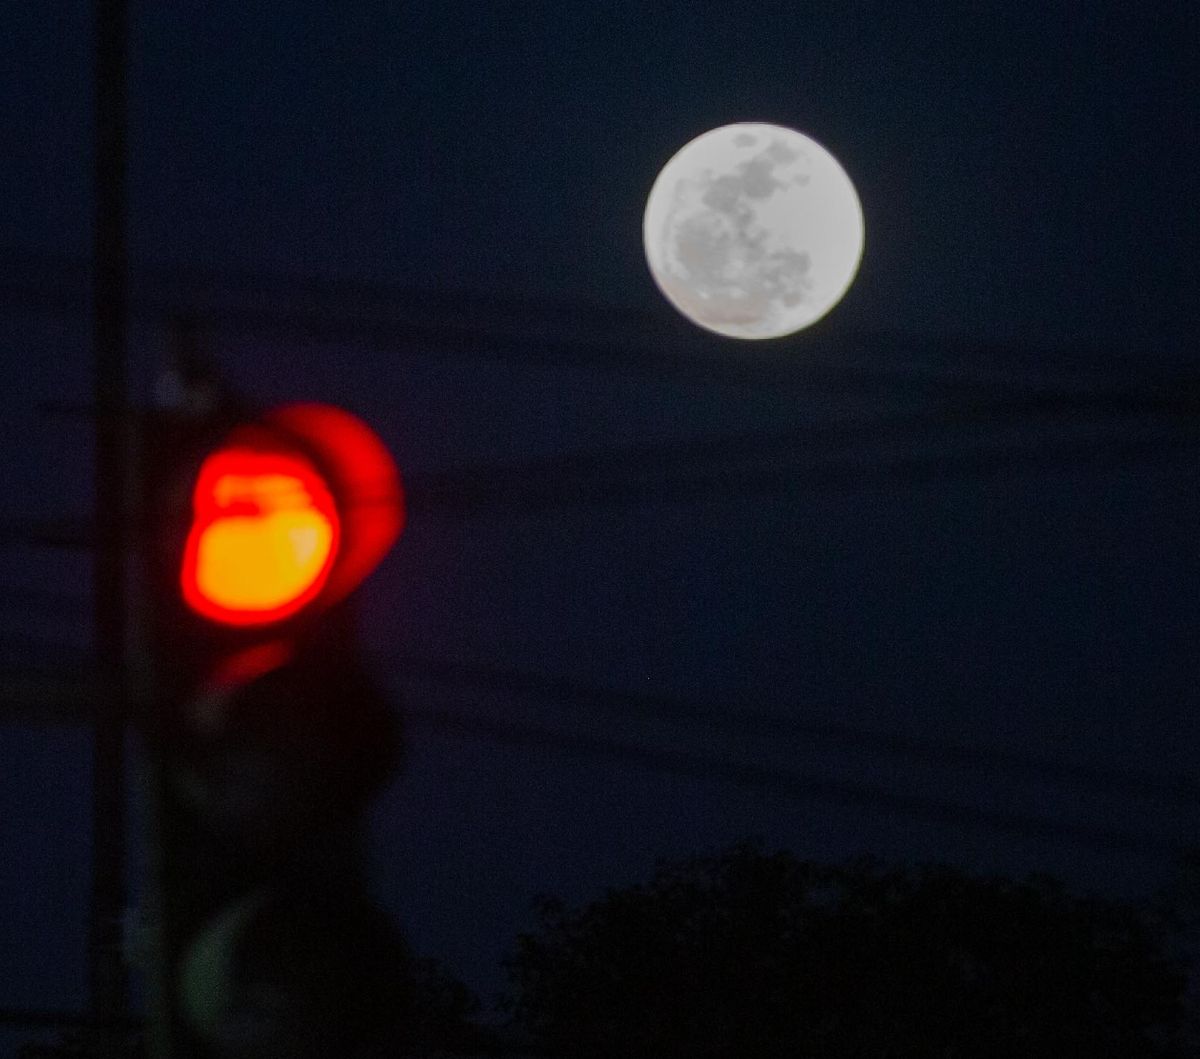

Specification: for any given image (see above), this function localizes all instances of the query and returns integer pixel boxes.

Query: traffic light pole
[91,0,131,1049]
[135,396,407,1057]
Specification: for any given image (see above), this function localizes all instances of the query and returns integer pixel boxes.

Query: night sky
[1,0,1198,1045]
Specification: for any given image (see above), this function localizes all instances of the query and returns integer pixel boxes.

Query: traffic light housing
[138,399,409,1058]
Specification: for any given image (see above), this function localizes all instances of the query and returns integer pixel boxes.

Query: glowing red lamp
[179,404,403,628]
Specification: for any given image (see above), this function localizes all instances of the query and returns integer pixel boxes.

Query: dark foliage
[398,955,498,1057]
[505,842,1190,1058]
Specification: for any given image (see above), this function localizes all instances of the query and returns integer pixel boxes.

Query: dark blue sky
[1,0,1198,1043]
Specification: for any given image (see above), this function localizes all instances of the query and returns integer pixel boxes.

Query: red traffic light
[179,404,403,627]
[181,446,340,626]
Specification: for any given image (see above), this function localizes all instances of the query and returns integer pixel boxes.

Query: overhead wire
[1,257,1195,858]
[387,655,1200,809]
[3,629,1197,824]
[403,432,1200,519]
[1,247,1195,394]
[4,251,1198,526]
[403,704,1183,858]
[3,387,1196,545]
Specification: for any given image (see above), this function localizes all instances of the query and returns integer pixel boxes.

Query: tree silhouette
[397,955,497,1057]
[1152,848,1200,1054]
[505,843,1189,1058]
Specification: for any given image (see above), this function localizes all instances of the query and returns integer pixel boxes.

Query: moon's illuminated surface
[643,123,865,339]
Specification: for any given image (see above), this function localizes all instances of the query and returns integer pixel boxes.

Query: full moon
[643,123,865,340]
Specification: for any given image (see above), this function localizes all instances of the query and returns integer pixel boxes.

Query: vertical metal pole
[127,404,176,1059]
[91,0,130,1046]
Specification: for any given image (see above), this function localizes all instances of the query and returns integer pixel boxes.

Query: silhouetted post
[91,0,131,1048]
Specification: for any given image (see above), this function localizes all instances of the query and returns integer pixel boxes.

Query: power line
[3,632,1196,809]
[405,705,1182,857]
[389,656,1200,808]
[0,633,1188,855]
[407,420,1200,516]
[1,247,1194,395]
[409,389,1194,496]
[6,405,1196,550]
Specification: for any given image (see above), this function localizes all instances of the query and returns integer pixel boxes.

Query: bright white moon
[643,123,865,340]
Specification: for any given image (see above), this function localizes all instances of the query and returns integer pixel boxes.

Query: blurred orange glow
[181,448,341,626]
